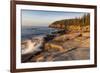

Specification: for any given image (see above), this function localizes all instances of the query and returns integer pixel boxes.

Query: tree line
[49,13,90,30]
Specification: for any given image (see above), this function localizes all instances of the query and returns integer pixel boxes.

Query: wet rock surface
[21,32,90,63]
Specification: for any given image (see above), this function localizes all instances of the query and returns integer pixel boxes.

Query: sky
[21,10,87,26]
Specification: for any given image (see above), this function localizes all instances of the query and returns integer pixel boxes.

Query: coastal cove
[21,15,90,63]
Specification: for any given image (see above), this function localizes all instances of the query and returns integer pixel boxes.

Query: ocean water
[21,26,58,40]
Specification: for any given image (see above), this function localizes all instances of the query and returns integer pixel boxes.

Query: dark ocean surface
[21,26,58,40]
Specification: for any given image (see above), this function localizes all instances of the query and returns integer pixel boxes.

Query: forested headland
[49,14,90,32]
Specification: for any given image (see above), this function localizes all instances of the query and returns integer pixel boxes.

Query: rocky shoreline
[21,31,90,62]
[21,14,90,62]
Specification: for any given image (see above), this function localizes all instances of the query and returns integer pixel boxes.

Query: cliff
[49,14,90,32]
